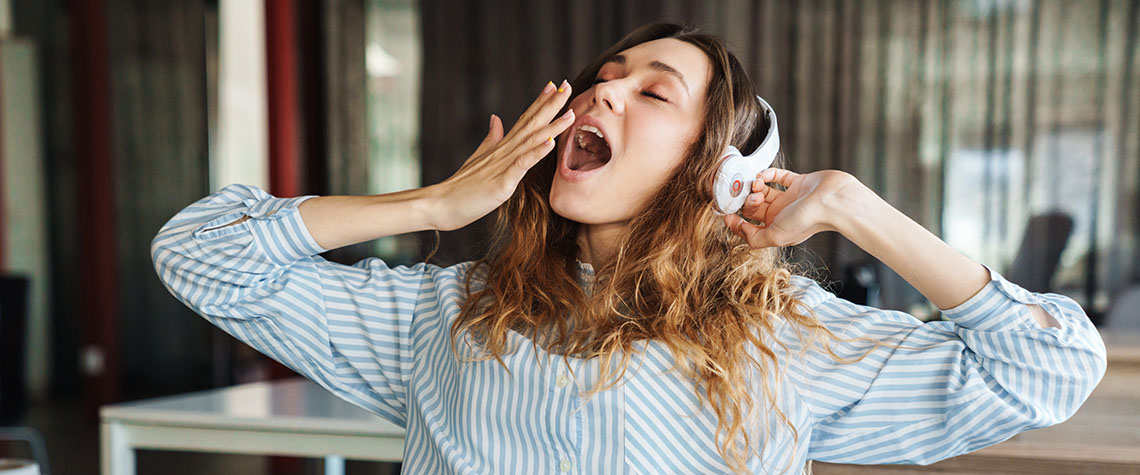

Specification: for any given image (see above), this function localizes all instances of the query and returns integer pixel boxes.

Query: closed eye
[592,78,669,102]
[642,91,668,102]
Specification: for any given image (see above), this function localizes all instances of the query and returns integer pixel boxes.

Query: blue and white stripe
[151,184,1107,474]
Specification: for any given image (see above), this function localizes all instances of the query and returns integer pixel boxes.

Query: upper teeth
[576,124,605,149]
[579,124,604,138]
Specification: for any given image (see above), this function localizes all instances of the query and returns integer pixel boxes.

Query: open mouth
[568,124,612,171]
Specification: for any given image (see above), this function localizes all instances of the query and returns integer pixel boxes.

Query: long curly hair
[450,23,875,474]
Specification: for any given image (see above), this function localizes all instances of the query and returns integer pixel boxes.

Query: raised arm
[727,168,1106,464]
[726,168,1055,327]
[152,80,577,426]
[204,79,577,250]
[777,274,1106,464]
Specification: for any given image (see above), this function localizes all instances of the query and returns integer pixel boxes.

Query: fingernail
[489,114,495,128]
[547,136,554,143]
[544,81,556,94]
[557,79,569,92]
[562,109,575,120]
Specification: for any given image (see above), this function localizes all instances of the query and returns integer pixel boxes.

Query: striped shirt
[151,184,1107,474]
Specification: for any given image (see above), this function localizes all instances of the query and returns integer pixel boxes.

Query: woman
[152,23,1106,474]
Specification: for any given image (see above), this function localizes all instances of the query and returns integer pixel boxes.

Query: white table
[100,378,404,475]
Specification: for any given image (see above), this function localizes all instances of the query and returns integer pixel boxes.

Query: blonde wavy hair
[449,23,881,474]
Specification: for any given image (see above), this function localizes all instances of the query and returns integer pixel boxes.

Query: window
[365,0,422,263]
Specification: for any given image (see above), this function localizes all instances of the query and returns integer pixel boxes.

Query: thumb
[471,114,505,158]
[485,114,504,145]
[739,221,781,249]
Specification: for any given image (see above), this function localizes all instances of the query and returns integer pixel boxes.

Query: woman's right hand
[427,79,576,231]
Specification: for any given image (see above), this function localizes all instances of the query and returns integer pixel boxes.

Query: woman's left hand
[723,168,864,248]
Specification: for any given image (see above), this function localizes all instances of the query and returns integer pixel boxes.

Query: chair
[1007,212,1074,294]
[0,427,47,474]
[1104,285,1140,331]
[0,276,29,425]
[0,276,48,474]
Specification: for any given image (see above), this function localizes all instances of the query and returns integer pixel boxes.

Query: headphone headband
[749,96,780,170]
[713,95,781,214]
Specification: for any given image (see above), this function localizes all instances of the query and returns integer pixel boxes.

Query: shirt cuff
[244,195,327,265]
[940,265,1061,332]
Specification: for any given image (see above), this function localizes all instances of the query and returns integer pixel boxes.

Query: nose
[591,80,625,115]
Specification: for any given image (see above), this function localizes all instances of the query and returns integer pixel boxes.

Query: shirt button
[556,375,570,388]
[559,459,571,472]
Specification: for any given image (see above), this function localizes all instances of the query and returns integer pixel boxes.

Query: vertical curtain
[420,0,1140,316]
[299,0,373,266]
[13,0,84,395]
[107,0,213,396]
[320,0,370,198]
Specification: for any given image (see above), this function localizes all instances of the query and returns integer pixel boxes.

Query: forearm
[296,186,440,251]
[831,183,987,309]
[207,186,440,251]
[830,181,1058,327]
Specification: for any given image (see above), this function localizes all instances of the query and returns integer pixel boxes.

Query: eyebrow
[607,54,690,96]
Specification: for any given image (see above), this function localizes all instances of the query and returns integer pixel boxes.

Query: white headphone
[713,95,780,214]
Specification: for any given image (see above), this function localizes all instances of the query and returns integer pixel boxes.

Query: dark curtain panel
[322,0,370,198]
[13,0,82,396]
[107,0,213,397]
[420,0,1140,316]
[299,0,373,266]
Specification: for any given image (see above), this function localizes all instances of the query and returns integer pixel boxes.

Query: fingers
[508,80,573,142]
[741,181,780,217]
[723,214,779,249]
[756,168,799,188]
[740,196,773,223]
[503,134,559,184]
[494,105,573,175]
[536,108,575,144]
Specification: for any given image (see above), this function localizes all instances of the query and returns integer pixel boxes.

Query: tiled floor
[6,398,400,475]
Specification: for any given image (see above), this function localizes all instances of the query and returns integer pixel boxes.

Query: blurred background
[0,0,1137,474]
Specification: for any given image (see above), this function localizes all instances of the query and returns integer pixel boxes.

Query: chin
[549,185,638,226]
[549,187,596,224]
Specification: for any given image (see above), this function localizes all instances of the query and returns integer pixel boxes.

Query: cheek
[618,128,690,191]
[609,160,678,213]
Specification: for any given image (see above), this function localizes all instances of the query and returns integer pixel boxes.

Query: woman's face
[550,38,711,225]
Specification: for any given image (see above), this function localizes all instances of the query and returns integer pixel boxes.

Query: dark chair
[1104,285,1140,331]
[0,427,48,474]
[837,261,880,307]
[1007,212,1073,294]
[0,275,30,424]
[0,275,49,474]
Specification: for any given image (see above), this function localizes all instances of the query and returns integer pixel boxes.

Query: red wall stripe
[264,0,303,392]
[72,0,120,414]
[266,0,300,198]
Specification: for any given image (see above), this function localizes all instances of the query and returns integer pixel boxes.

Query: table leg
[324,454,345,475]
[101,421,136,475]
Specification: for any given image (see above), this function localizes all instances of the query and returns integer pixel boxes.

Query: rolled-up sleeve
[785,267,1107,465]
[151,183,440,427]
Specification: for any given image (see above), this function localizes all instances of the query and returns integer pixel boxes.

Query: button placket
[550,363,582,473]
[556,371,570,388]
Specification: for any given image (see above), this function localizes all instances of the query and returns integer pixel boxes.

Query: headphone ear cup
[714,147,750,214]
